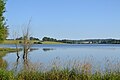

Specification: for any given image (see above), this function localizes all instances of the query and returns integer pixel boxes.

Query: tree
[30,37,39,40]
[12,31,20,58]
[42,37,57,41]
[0,0,8,41]
[22,20,32,59]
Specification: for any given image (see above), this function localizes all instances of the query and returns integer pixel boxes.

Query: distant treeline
[16,37,39,40]
[42,37,120,44]
[14,36,120,44]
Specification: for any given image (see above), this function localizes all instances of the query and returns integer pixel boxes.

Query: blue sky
[5,0,120,39]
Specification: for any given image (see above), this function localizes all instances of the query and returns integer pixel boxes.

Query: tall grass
[1,58,120,80]
[0,69,14,80]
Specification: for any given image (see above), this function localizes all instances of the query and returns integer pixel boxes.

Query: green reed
[1,58,120,80]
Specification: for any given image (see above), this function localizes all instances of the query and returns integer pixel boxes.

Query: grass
[0,48,22,54]
[0,69,14,80]
[0,64,120,80]
[41,41,65,44]
[2,40,39,44]
[0,68,120,80]
[1,40,65,44]
[0,59,120,80]
[2,40,20,44]
[0,48,22,69]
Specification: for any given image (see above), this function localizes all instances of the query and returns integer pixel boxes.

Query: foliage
[0,0,8,41]
[0,65,120,80]
[42,37,120,44]
[34,41,42,44]
[59,39,120,44]
[0,69,14,80]
[30,37,39,40]
[42,37,57,42]
[0,58,120,80]
[16,36,39,40]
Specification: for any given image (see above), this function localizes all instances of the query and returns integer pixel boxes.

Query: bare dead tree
[12,31,20,58]
[22,20,32,60]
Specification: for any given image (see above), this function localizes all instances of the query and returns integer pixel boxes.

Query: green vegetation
[2,40,21,44]
[0,0,8,42]
[2,37,120,44]
[1,40,39,44]
[0,40,64,44]
[0,48,22,68]
[15,69,120,80]
[1,0,120,79]
[60,39,120,44]
[0,57,7,69]
[41,41,64,44]
[0,69,14,80]
[0,48,21,54]
[0,60,120,80]
[42,37,57,42]
[42,37,120,44]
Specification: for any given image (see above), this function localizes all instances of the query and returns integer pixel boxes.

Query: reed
[0,58,120,80]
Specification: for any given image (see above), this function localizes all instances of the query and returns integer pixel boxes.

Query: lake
[1,44,120,72]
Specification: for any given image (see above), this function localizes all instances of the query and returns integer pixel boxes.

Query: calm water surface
[1,44,120,71]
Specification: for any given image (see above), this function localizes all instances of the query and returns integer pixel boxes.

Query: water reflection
[13,48,39,72]
[23,57,29,70]
[14,57,20,72]
[2,44,120,72]
[13,52,32,72]
[42,48,55,52]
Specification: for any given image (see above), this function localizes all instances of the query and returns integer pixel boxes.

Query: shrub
[0,69,14,80]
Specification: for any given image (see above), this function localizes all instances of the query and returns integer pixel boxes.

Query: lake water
[1,44,120,71]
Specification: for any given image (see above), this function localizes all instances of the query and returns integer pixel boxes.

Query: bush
[34,42,42,44]
[19,41,22,44]
[0,69,14,80]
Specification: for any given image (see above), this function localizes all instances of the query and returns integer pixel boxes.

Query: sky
[5,0,120,40]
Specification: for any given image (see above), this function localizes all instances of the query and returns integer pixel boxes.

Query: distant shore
[1,38,120,45]
[0,40,65,44]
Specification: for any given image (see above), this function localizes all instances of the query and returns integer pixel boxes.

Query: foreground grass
[1,59,120,80]
[0,66,120,80]
[16,69,120,80]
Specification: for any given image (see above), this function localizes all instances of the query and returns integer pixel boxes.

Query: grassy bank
[2,40,39,44]
[2,40,64,44]
[0,48,22,55]
[41,41,65,44]
[0,48,22,69]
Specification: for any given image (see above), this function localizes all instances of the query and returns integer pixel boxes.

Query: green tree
[0,0,8,41]
[42,37,57,41]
